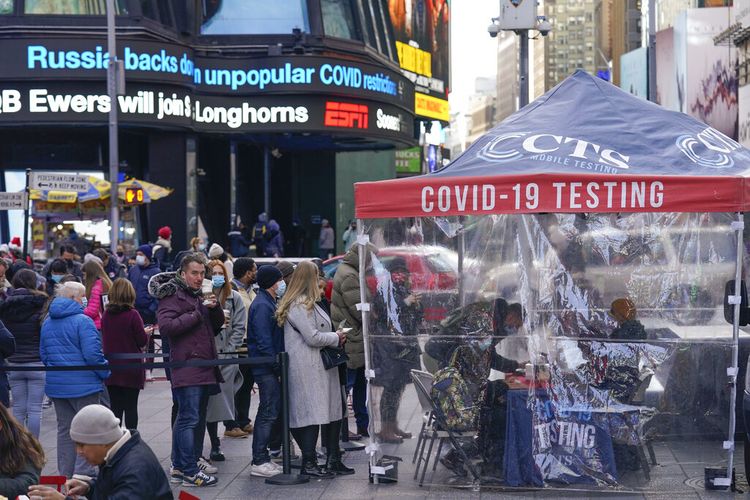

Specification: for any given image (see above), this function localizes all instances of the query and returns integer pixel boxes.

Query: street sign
[0,192,27,210]
[30,173,89,192]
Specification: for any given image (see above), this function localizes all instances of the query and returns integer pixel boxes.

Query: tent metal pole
[458,217,465,306]
[356,218,378,482]
[726,211,743,487]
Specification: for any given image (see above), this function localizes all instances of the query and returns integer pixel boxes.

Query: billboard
[685,8,738,139]
[388,0,450,121]
[657,9,738,140]
[619,47,648,99]
[655,28,677,110]
[739,84,750,148]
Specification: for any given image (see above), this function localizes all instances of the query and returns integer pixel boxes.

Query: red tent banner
[355,173,750,218]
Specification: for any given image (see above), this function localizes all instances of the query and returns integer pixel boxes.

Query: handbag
[288,317,349,370]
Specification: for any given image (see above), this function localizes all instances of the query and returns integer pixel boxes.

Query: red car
[322,246,459,324]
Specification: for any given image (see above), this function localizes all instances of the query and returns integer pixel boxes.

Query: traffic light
[124,187,144,204]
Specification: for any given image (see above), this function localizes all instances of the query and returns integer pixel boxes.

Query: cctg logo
[675,127,744,169]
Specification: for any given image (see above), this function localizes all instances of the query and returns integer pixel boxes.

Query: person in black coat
[28,404,172,500]
[0,319,15,408]
[371,257,423,443]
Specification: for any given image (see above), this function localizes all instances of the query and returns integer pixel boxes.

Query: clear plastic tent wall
[357,211,743,493]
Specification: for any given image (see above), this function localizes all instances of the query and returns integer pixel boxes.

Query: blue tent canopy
[436,70,750,179]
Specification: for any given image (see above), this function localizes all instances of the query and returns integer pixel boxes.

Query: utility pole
[518,30,529,108]
[107,0,123,253]
[489,3,550,110]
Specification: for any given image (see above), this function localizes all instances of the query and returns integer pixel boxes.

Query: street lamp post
[106,0,121,253]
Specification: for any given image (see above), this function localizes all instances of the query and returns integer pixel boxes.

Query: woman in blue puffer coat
[40,281,110,479]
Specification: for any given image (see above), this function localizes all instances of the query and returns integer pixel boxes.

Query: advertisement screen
[619,47,648,99]
[655,27,676,110]
[388,0,450,121]
[685,7,738,140]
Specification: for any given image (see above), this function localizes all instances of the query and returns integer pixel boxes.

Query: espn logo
[324,101,368,129]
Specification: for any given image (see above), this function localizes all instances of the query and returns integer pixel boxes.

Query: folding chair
[410,369,480,486]
[39,475,67,492]
[410,370,436,465]
[608,373,658,481]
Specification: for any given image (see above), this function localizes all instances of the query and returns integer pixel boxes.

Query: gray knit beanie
[70,405,124,444]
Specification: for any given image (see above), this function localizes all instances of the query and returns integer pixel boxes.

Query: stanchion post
[22,168,30,260]
[265,351,309,485]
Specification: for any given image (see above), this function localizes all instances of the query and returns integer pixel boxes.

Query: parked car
[322,245,459,325]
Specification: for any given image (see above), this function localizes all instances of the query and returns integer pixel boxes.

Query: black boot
[325,450,355,475]
[300,455,334,478]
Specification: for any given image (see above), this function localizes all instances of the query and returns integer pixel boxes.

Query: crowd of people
[0,223,378,498]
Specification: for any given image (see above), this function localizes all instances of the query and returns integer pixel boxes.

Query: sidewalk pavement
[36,374,748,499]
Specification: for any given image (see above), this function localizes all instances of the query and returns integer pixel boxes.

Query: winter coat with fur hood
[149,273,225,389]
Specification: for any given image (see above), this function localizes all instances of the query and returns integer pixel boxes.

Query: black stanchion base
[265,473,310,485]
[341,441,366,451]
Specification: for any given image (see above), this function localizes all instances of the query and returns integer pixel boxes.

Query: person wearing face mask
[40,281,110,479]
[228,257,257,436]
[127,244,161,327]
[45,258,69,296]
[371,257,423,443]
[246,265,285,477]
[115,244,127,265]
[205,260,248,460]
[172,237,207,271]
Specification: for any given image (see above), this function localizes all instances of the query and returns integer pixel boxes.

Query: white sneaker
[250,461,282,478]
[169,467,183,484]
[198,457,218,474]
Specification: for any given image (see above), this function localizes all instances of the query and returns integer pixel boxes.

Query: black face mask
[116,252,124,257]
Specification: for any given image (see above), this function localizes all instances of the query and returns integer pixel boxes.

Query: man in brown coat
[331,243,376,437]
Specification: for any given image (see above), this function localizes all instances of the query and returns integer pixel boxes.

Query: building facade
[0,0,448,257]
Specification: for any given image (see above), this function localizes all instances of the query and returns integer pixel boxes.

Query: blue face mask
[51,274,63,283]
[212,275,225,288]
[81,297,88,308]
[276,280,287,298]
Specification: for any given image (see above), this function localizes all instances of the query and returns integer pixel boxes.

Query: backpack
[431,366,477,431]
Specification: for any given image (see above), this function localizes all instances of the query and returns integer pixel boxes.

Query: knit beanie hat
[137,244,153,258]
[70,405,124,444]
[276,260,295,278]
[158,226,172,239]
[257,265,282,290]
[208,243,224,259]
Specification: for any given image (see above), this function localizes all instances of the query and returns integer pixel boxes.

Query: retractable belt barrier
[0,351,304,485]
[0,353,273,371]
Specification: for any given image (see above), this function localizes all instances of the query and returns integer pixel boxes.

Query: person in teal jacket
[40,281,109,479]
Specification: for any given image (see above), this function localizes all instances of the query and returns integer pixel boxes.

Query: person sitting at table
[439,300,527,478]
[609,298,647,341]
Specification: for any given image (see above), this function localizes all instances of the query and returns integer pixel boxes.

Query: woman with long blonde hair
[276,261,353,477]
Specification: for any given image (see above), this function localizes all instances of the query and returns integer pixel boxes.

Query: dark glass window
[200,0,309,35]
[156,0,173,27]
[356,0,376,47]
[139,0,155,19]
[321,0,359,40]
[24,0,127,14]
